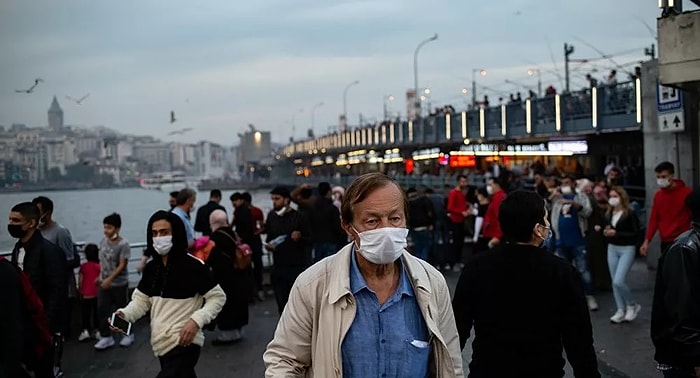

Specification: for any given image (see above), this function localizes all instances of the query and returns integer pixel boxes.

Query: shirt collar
[349,246,413,297]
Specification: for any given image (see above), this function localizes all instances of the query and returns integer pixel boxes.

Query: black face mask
[7,224,28,239]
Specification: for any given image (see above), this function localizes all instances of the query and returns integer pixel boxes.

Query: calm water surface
[0,188,274,251]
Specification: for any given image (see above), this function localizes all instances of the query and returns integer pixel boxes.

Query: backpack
[212,229,253,270]
[0,256,53,364]
[191,236,216,262]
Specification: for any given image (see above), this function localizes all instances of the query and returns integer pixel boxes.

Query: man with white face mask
[264,186,312,315]
[264,173,463,377]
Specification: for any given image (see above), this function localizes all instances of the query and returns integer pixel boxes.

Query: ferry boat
[139,172,200,192]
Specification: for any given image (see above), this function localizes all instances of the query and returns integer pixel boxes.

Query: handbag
[217,229,253,270]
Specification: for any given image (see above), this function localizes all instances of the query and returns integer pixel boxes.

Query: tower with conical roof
[48,96,64,131]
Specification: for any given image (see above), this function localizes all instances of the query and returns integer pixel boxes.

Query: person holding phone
[111,210,225,376]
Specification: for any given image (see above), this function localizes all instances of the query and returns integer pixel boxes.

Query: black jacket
[265,209,312,268]
[0,259,25,377]
[194,201,226,236]
[452,243,600,378]
[652,223,700,368]
[233,205,255,245]
[605,210,640,246]
[309,197,344,244]
[408,195,435,229]
[11,231,67,334]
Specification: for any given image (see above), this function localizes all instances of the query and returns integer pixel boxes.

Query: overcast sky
[0,0,662,145]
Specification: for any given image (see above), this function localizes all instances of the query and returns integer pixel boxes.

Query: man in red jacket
[482,176,506,249]
[447,175,470,270]
[640,161,692,257]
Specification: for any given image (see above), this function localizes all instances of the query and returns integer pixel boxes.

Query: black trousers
[449,221,466,266]
[157,345,201,378]
[251,238,264,292]
[82,297,98,330]
[98,286,128,337]
[271,266,304,315]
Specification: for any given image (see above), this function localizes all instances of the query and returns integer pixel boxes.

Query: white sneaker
[586,296,599,311]
[119,334,134,347]
[94,336,115,350]
[78,329,90,342]
[609,309,625,324]
[93,330,101,340]
[624,304,642,322]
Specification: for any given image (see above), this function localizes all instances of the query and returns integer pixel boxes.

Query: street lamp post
[472,68,487,108]
[343,80,359,130]
[311,102,324,137]
[383,95,395,120]
[413,33,438,120]
[527,68,542,98]
[291,108,304,141]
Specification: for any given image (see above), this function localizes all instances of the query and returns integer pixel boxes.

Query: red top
[251,206,265,234]
[645,179,693,243]
[447,188,468,223]
[482,189,506,240]
[79,261,100,298]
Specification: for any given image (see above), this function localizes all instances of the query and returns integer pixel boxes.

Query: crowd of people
[3,159,700,377]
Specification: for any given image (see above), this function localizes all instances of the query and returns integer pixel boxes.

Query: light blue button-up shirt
[341,250,430,378]
[171,207,195,245]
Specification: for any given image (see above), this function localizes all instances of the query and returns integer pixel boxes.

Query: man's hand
[488,238,500,249]
[100,278,113,290]
[604,229,616,237]
[639,240,649,256]
[264,243,275,252]
[291,231,302,241]
[179,319,200,346]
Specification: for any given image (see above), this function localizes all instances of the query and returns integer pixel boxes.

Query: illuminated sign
[449,155,476,168]
[548,141,588,154]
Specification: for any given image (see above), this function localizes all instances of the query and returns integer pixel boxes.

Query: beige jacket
[263,244,464,377]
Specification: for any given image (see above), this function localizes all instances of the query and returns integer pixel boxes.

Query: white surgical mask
[110,233,119,240]
[275,207,287,216]
[561,186,573,195]
[575,187,582,194]
[353,227,408,265]
[608,197,620,207]
[486,185,494,195]
[153,235,173,256]
[657,178,671,188]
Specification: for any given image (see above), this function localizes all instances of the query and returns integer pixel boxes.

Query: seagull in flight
[170,111,176,124]
[15,78,44,94]
[66,93,90,105]
[167,127,192,136]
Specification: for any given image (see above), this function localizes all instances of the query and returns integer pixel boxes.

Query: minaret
[48,96,64,131]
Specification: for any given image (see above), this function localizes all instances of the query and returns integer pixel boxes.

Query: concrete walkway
[60,259,658,377]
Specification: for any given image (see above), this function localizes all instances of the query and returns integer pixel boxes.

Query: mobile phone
[110,314,132,336]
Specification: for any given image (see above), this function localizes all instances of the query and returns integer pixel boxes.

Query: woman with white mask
[604,186,642,324]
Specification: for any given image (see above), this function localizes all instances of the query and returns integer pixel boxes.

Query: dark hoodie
[118,211,226,357]
[646,179,693,243]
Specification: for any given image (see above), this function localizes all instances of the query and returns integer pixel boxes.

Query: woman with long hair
[604,186,642,324]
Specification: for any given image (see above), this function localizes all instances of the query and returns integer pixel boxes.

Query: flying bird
[170,111,176,124]
[66,93,90,105]
[15,78,44,94]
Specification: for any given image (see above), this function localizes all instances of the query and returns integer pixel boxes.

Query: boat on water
[139,172,200,192]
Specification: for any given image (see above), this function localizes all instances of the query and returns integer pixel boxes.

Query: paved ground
[60,258,659,378]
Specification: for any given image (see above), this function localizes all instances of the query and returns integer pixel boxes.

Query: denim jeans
[313,242,338,263]
[607,244,637,310]
[556,245,595,295]
[410,229,432,261]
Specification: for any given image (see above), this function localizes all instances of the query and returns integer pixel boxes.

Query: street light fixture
[413,33,438,120]
[383,95,395,120]
[472,68,487,108]
[342,80,359,130]
[527,68,542,98]
[311,102,324,136]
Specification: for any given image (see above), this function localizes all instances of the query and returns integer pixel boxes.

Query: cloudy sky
[0,0,662,145]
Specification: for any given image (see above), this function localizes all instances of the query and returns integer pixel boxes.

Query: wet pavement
[60,258,658,378]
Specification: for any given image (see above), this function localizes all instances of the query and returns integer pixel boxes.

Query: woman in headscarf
[207,209,251,345]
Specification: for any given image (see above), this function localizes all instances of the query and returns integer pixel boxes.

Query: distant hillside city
[0,97,278,190]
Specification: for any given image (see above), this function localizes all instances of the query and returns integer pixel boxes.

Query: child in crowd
[78,243,100,341]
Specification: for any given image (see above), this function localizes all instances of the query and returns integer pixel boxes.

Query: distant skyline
[0,1,664,145]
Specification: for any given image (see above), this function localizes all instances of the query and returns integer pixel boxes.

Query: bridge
[280,80,641,161]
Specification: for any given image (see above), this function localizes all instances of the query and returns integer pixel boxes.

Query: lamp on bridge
[527,68,542,98]
[472,69,487,108]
